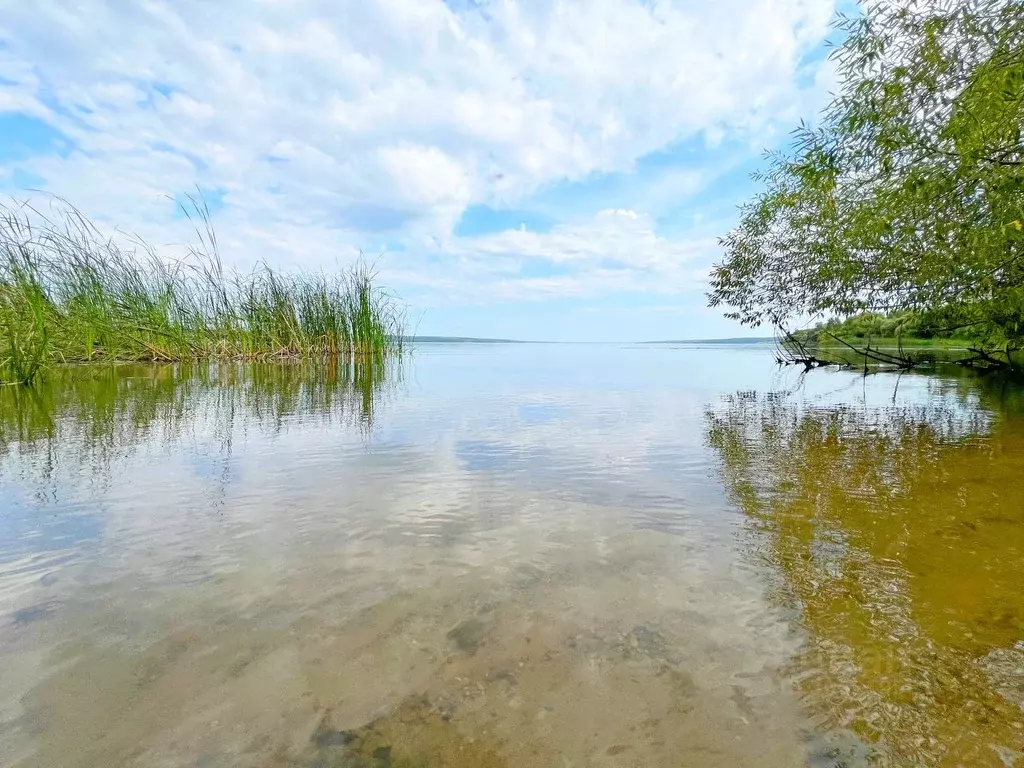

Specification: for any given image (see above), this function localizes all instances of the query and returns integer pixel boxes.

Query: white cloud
[378,142,472,222]
[0,0,836,307]
[382,208,724,305]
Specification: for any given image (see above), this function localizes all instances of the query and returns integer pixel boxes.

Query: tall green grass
[0,198,405,384]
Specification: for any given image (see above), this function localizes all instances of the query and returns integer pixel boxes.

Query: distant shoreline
[407,336,533,344]
[642,337,774,345]
[409,336,775,344]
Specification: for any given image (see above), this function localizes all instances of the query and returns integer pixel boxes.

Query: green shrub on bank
[796,304,1024,347]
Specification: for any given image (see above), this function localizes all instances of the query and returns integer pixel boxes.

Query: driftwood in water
[955,345,1023,374]
[774,326,919,372]
[773,327,833,370]
[775,324,1022,376]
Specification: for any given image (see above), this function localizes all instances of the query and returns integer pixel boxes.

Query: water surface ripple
[0,344,1022,767]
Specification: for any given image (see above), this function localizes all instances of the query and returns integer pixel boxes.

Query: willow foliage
[710,0,1024,346]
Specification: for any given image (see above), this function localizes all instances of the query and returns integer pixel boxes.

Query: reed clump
[0,198,405,384]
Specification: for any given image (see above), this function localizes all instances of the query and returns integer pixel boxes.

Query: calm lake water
[1,343,1022,768]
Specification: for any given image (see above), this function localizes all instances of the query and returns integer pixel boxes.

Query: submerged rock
[314,729,355,749]
[618,623,678,663]
[304,695,506,768]
[803,728,877,768]
[446,618,488,655]
[10,603,56,625]
[980,641,1024,711]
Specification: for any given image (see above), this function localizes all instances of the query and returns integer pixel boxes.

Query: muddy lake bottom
[1,343,1022,767]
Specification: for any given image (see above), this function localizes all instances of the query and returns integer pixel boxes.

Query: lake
[1,343,1022,768]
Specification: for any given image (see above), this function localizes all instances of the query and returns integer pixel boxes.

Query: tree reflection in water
[706,377,1024,767]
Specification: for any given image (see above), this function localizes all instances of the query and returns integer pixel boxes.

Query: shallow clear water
[0,343,1022,767]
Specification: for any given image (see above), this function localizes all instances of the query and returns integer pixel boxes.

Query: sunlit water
[0,343,1022,768]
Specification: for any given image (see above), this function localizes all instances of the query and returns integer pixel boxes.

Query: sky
[0,0,840,341]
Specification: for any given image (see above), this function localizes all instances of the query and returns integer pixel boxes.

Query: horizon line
[407,335,774,344]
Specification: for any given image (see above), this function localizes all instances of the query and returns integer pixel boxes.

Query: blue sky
[0,0,839,341]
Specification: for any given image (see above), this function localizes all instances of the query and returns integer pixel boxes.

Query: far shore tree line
[795,308,1000,344]
[709,0,1024,372]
